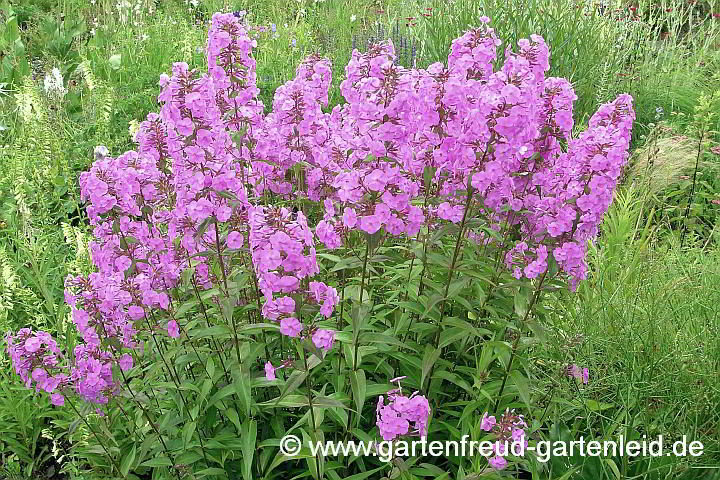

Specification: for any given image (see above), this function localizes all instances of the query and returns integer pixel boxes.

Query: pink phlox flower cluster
[480,409,528,470]
[308,281,339,318]
[249,207,338,345]
[376,382,431,441]
[71,344,117,405]
[7,13,634,410]
[249,206,318,298]
[6,329,64,394]
[5,328,119,406]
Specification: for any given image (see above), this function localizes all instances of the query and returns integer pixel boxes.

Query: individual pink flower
[342,208,358,228]
[127,305,145,320]
[279,317,303,338]
[567,364,581,379]
[582,368,590,385]
[488,455,508,470]
[264,361,276,381]
[512,428,524,441]
[118,353,133,372]
[376,397,410,441]
[50,393,65,406]
[24,337,41,353]
[311,329,335,351]
[308,281,339,318]
[167,320,180,339]
[227,231,244,249]
[481,412,497,431]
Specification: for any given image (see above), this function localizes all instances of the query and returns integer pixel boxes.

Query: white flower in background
[93,145,110,160]
[350,14,356,22]
[189,0,198,7]
[128,120,140,141]
[43,68,67,100]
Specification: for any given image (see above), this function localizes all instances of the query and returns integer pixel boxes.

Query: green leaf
[191,325,235,339]
[585,399,615,412]
[350,303,370,347]
[176,449,203,465]
[207,358,216,380]
[232,368,252,418]
[423,165,437,191]
[120,445,136,477]
[140,457,173,468]
[365,334,414,351]
[120,445,137,477]
[174,299,198,318]
[241,419,257,480]
[109,54,122,70]
[183,421,197,448]
[226,408,242,433]
[312,395,350,409]
[275,369,308,407]
[258,394,309,408]
[343,466,386,480]
[349,370,366,423]
[514,285,532,319]
[510,370,531,409]
[421,345,441,389]
[438,327,470,349]
[196,468,228,478]
[205,384,235,412]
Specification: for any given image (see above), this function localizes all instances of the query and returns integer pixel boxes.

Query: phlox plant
[5,11,633,480]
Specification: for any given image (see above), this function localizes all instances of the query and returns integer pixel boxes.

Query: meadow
[1,0,720,479]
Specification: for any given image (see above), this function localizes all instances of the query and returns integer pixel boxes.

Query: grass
[1,0,720,478]
[536,186,720,478]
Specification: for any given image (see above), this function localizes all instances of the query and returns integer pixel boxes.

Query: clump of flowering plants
[5,12,633,479]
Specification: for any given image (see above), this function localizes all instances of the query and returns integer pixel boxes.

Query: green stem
[118,370,185,479]
[493,270,548,413]
[345,238,371,438]
[301,345,323,480]
[66,396,123,478]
